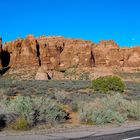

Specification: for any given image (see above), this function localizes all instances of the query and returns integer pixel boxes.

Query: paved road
[0,126,140,140]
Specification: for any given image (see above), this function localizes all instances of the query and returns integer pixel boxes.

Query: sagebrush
[0,96,67,128]
[79,94,140,124]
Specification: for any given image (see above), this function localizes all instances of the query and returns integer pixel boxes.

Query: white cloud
[131,38,136,41]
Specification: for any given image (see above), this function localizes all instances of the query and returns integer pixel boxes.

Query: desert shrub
[121,100,140,120]
[54,90,72,104]
[6,88,18,96]
[92,76,125,93]
[33,97,67,124]
[10,117,28,130]
[0,96,67,127]
[79,72,90,80]
[2,96,34,124]
[79,94,140,124]
[70,101,78,112]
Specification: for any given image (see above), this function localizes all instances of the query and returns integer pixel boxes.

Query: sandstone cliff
[0,35,139,80]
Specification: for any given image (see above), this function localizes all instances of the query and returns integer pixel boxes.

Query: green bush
[79,94,140,124]
[92,76,125,93]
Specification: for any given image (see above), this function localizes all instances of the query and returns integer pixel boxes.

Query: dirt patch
[67,112,80,125]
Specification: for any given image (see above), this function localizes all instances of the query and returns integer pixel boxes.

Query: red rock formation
[37,36,95,70]
[93,40,140,68]
[0,35,140,79]
[0,38,2,68]
[3,38,23,67]
[3,35,40,69]
[93,40,120,66]
[122,46,140,67]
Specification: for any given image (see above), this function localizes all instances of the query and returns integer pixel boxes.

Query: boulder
[35,66,53,80]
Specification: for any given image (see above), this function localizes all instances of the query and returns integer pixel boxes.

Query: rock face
[3,35,40,69]
[37,36,95,70]
[93,40,140,68]
[0,38,2,68]
[0,35,140,79]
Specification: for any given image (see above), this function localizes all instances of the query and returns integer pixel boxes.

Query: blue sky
[0,0,140,46]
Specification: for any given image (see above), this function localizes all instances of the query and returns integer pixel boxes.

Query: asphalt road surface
[0,127,140,140]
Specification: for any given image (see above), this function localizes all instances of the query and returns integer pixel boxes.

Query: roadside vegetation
[0,96,68,130]
[0,76,140,131]
[79,94,140,124]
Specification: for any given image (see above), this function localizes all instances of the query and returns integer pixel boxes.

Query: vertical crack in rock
[36,40,41,66]
[90,50,95,67]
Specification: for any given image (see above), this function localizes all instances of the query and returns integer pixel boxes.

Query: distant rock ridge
[0,35,140,80]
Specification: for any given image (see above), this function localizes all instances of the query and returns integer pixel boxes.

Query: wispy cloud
[131,38,136,41]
